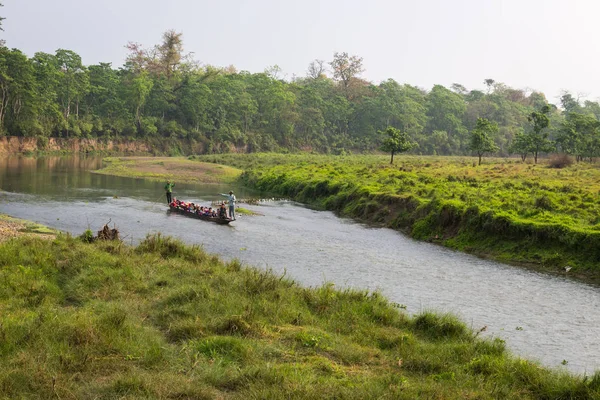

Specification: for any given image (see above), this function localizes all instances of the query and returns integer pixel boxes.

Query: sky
[3,0,600,103]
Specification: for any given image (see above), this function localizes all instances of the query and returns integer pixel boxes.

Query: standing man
[220,190,236,220]
[165,180,175,204]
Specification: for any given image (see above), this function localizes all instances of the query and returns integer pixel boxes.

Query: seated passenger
[218,203,227,218]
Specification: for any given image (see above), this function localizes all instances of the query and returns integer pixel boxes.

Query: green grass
[94,156,242,184]
[236,207,261,216]
[0,233,597,398]
[192,153,600,280]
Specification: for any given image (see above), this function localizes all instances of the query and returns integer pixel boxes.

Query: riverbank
[93,157,242,184]
[0,136,231,156]
[0,136,152,155]
[195,153,600,282]
[0,230,597,398]
[0,214,57,241]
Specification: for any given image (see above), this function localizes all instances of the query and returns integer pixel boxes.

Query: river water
[0,156,598,375]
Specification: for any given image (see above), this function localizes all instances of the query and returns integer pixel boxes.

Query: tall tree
[31,52,62,135]
[560,91,581,114]
[469,117,498,165]
[158,30,183,78]
[484,78,495,94]
[450,83,468,95]
[55,50,84,120]
[264,65,283,80]
[127,70,153,131]
[307,59,326,80]
[329,52,363,99]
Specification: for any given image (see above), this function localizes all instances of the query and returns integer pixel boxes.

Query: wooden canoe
[169,205,233,225]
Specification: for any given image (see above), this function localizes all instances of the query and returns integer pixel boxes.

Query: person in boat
[165,180,175,205]
[170,197,177,207]
[220,190,236,220]
[218,202,228,219]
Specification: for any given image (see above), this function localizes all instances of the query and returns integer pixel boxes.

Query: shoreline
[0,214,58,241]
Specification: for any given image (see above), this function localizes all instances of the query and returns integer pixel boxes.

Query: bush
[412,311,470,340]
[79,229,95,243]
[548,154,574,169]
[136,233,206,262]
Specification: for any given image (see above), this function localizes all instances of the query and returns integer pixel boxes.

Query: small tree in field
[380,126,415,164]
[509,130,532,162]
[527,104,553,164]
[469,117,498,165]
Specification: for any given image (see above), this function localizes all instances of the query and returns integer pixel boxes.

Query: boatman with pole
[165,180,175,204]
[220,190,236,220]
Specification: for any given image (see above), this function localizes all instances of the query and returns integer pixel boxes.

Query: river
[0,156,598,375]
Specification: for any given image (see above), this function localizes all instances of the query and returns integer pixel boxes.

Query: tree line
[1,29,600,160]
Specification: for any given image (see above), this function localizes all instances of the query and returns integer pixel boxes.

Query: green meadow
[1,233,598,399]
[194,153,600,280]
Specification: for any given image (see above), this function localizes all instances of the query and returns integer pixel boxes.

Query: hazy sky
[4,0,600,103]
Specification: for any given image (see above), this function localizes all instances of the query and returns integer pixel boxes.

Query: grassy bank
[94,156,242,184]
[192,153,600,280]
[0,214,57,241]
[0,232,597,398]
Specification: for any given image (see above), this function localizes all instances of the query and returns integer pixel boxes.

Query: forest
[1,29,600,159]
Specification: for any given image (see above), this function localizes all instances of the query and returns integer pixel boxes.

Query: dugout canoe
[169,205,233,225]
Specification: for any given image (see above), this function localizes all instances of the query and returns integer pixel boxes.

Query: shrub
[548,154,574,169]
[136,233,206,262]
[412,311,470,340]
[79,229,95,243]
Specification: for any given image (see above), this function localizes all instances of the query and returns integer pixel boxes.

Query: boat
[168,205,234,225]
